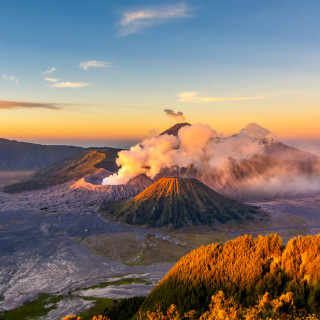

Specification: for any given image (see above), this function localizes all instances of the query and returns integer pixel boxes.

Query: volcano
[100,177,262,228]
[160,122,191,136]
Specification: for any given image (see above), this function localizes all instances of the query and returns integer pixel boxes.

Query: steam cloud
[103,122,320,198]
[239,123,272,139]
[164,109,185,121]
[103,123,267,185]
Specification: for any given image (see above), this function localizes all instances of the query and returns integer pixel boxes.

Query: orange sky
[1,95,320,145]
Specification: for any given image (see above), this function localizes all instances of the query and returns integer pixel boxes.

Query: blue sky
[1,0,320,148]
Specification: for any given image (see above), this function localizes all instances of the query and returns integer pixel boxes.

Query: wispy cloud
[0,100,60,110]
[51,81,90,88]
[42,67,56,75]
[2,74,19,84]
[44,77,59,83]
[164,108,185,121]
[178,91,266,103]
[0,100,162,112]
[79,60,112,70]
[118,3,191,36]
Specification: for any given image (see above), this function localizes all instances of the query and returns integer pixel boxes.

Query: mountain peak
[160,123,191,136]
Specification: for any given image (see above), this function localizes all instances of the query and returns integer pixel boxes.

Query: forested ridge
[61,233,320,319]
[142,234,320,314]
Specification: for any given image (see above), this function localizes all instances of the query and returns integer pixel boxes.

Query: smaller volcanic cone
[100,177,262,228]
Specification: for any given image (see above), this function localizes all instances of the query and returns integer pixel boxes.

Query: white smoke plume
[239,122,273,139]
[103,123,268,185]
[102,122,320,198]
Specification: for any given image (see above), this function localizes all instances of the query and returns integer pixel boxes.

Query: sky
[1,0,320,149]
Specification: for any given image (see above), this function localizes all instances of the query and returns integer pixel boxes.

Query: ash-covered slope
[0,172,153,214]
[0,138,84,171]
[101,177,261,228]
[4,148,120,193]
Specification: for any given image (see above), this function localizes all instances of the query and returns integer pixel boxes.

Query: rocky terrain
[0,207,172,318]
[0,170,152,214]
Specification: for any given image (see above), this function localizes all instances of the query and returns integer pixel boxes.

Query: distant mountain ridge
[0,138,85,171]
[101,177,262,228]
[3,148,120,193]
[263,139,319,161]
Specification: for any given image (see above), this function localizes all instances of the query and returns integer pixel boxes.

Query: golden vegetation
[62,290,320,320]
[141,234,320,314]
[137,291,319,320]
[62,234,320,320]
[62,316,110,320]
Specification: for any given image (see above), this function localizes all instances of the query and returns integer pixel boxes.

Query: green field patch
[0,294,64,320]
[77,297,114,319]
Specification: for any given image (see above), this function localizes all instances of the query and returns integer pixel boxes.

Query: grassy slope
[101,177,261,228]
[0,293,114,320]
[77,297,114,319]
[0,277,147,320]
[0,294,65,320]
